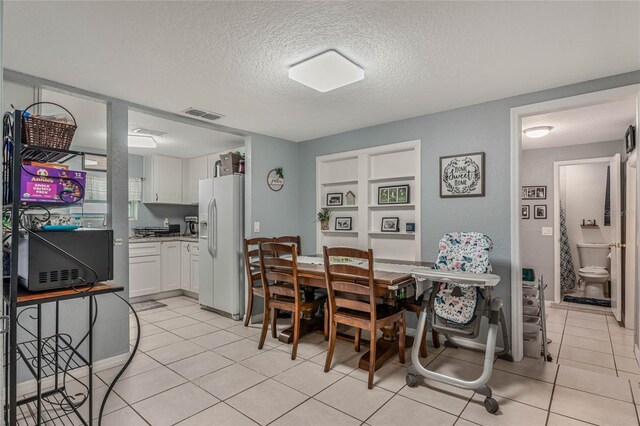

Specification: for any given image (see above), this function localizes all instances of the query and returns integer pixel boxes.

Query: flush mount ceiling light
[288,50,364,93]
[128,134,157,148]
[523,126,553,138]
[131,127,167,137]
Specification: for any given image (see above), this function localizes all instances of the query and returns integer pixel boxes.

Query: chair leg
[244,289,254,326]
[258,302,270,350]
[368,326,377,389]
[432,329,441,348]
[398,317,406,364]
[271,308,279,338]
[324,302,329,341]
[291,308,300,360]
[419,313,428,358]
[324,320,338,373]
[354,328,361,352]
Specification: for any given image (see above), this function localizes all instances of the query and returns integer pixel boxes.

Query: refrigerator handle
[212,198,218,257]
[207,199,214,256]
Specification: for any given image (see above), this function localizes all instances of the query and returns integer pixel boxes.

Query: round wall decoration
[267,167,284,192]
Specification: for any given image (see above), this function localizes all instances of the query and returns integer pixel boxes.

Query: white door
[191,254,200,293]
[154,156,183,203]
[199,179,215,308]
[610,153,623,321]
[161,241,182,291]
[180,242,191,290]
[130,255,162,297]
[625,152,637,329]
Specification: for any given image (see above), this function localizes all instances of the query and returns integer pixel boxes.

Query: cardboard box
[20,165,86,204]
[220,152,241,176]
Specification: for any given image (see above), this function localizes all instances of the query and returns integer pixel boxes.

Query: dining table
[255,255,434,372]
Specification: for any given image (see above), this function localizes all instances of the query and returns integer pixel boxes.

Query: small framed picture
[326,192,343,206]
[381,217,400,232]
[440,152,485,198]
[534,205,547,219]
[335,217,352,231]
[378,185,410,205]
[83,153,108,172]
[522,205,530,220]
[522,186,547,200]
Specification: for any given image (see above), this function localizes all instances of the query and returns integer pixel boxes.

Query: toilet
[576,243,610,299]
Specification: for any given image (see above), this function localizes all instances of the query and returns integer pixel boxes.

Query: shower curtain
[560,200,577,292]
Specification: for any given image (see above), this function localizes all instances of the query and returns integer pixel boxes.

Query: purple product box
[20,165,86,204]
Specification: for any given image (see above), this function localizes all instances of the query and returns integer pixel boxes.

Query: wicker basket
[22,102,77,150]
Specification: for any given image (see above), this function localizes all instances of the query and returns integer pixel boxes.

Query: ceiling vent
[183,107,224,121]
[131,128,167,137]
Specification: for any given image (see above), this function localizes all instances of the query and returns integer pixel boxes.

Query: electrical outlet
[254,221,261,233]
[542,227,553,236]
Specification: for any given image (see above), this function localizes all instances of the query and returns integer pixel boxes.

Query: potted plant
[317,208,331,230]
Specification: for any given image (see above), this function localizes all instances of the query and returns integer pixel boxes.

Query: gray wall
[245,134,299,239]
[128,154,197,232]
[521,140,625,300]
[298,70,640,340]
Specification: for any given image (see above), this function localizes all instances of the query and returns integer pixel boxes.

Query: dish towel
[559,200,577,291]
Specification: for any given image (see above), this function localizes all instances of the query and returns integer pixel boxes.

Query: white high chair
[406,232,512,414]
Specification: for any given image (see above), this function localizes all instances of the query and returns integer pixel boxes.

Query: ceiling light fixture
[288,50,364,93]
[523,126,553,138]
[131,128,167,137]
[128,135,157,149]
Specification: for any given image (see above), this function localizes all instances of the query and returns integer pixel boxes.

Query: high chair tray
[411,268,501,287]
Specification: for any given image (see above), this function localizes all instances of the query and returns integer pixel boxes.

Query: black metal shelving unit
[2,109,123,425]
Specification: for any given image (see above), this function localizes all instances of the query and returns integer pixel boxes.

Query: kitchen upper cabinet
[161,241,182,291]
[143,155,183,204]
[130,254,161,297]
[182,156,208,205]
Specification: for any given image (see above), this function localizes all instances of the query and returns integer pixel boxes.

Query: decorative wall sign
[345,190,356,205]
[83,153,108,172]
[522,205,530,220]
[522,185,546,200]
[440,152,485,198]
[378,185,410,204]
[326,192,343,206]
[267,167,284,191]
[534,205,547,219]
[335,217,352,231]
[381,217,400,232]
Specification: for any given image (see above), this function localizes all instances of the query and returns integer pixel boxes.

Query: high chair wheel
[406,373,417,388]
[484,397,499,414]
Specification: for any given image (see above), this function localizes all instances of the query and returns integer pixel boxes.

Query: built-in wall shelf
[321,230,358,236]
[316,140,421,261]
[368,175,415,184]
[321,205,358,210]
[580,225,600,228]
[321,179,358,186]
[368,231,416,239]
[368,204,415,210]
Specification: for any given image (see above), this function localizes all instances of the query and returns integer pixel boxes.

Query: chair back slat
[323,246,377,321]
[244,237,275,288]
[335,297,372,313]
[275,235,302,255]
[259,242,300,300]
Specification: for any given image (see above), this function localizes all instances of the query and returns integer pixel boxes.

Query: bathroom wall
[561,162,613,276]
[521,140,625,300]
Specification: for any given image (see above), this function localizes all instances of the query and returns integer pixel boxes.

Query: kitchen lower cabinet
[180,242,200,294]
[161,241,182,291]
[190,255,200,293]
[129,255,162,297]
[181,242,191,291]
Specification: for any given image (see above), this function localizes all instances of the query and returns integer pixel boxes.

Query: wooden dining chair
[258,242,304,360]
[323,246,406,389]
[243,237,274,327]
[274,235,302,255]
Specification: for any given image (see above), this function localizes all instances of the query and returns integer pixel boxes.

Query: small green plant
[274,166,284,179]
[317,208,331,222]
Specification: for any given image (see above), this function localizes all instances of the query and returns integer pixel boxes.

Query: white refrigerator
[198,175,244,319]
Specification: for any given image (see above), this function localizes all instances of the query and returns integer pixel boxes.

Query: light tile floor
[23,296,640,425]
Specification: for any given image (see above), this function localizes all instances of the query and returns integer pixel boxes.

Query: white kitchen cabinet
[161,241,182,291]
[143,155,183,204]
[182,156,208,204]
[180,242,200,294]
[129,255,161,298]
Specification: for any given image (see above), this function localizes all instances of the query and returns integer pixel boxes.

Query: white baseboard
[17,351,130,396]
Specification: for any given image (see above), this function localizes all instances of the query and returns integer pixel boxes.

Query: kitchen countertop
[129,236,199,243]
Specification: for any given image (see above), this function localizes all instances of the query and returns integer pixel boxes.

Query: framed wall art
[440,152,485,198]
[381,217,400,232]
[522,185,546,200]
[522,205,530,219]
[534,205,547,219]
[326,192,343,206]
[378,184,410,205]
[335,217,352,231]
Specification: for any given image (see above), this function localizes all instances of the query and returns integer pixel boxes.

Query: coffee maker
[184,216,198,236]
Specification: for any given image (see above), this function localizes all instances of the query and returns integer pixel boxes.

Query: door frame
[552,157,615,305]
[510,84,640,362]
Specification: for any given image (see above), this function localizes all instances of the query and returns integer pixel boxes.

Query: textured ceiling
[4,1,640,142]
[522,98,636,150]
